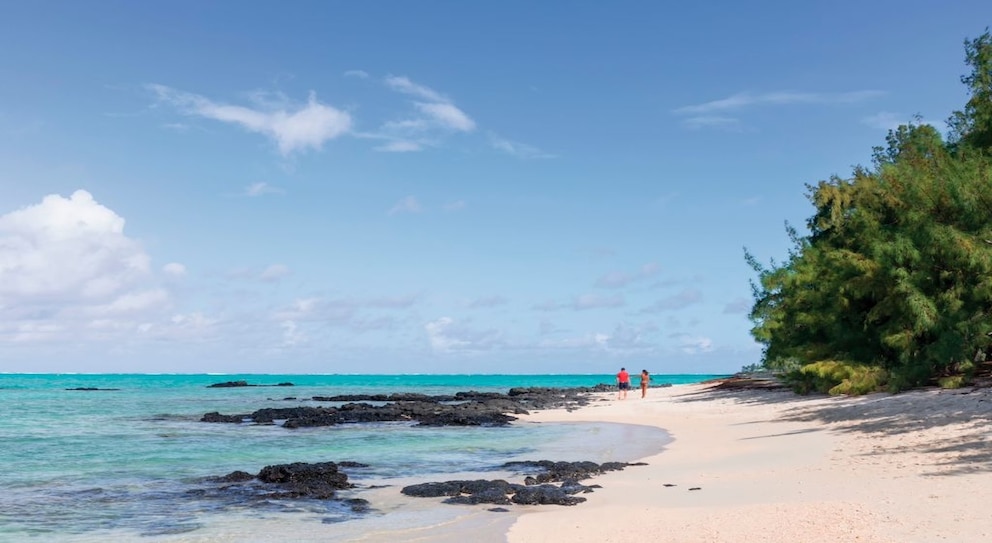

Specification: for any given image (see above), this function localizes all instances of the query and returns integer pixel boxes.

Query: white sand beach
[507,382,992,543]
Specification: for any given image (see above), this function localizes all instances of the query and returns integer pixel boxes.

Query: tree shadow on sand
[673,378,992,476]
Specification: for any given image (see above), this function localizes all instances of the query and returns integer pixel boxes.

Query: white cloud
[489,134,555,159]
[166,312,218,335]
[0,190,149,302]
[535,322,655,353]
[388,195,423,215]
[444,200,466,211]
[414,102,476,132]
[163,262,186,276]
[94,288,170,316]
[378,76,476,148]
[600,321,657,351]
[425,316,503,353]
[385,76,447,102]
[376,140,423,152]
[271,295,415,334]
[245,182,282,197]
[344,70,369,79]
[0,190,176,343]
[679,335,714,354]
[674,90,886,115]
[148,84,352,156]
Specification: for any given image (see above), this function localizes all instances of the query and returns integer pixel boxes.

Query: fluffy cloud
[148,84,351,156]
[0,190,171,341]
[0,190,148,302]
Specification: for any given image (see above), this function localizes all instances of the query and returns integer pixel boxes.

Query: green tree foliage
[949,30,992,151]
[747,32,992,393]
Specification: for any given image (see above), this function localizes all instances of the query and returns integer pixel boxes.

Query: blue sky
[1,1,990,374]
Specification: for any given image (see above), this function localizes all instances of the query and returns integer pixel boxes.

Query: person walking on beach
[639,369,650,398]
[616,367,630,399]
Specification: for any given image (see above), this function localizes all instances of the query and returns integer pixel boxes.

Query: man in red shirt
[616,367,630,399]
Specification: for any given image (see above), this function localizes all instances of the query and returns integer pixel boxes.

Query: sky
[1,1,990,374]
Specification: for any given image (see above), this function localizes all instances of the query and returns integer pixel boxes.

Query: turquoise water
[0,373,721,541]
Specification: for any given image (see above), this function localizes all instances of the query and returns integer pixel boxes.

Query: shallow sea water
[0,373,715,541]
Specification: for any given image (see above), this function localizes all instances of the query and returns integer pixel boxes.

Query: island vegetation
[747,31,992,394]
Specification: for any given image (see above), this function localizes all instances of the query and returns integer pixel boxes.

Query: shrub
[783,360,887,395]
[938,375,967,389]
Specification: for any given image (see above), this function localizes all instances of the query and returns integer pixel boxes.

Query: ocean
[0,373,721,542]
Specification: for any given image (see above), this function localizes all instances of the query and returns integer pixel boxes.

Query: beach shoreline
[506,382,992,543]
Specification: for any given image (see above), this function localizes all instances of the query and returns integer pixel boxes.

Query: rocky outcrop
[400,460,642,507]
[203,461,365,501]
[199,385,618,429]
[503,459,644,484]
[65,387,121,391]
[207,380,295,388]
[202,400,518,428]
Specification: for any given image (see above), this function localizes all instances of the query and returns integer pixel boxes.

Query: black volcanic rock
[256,461,351,499]
[503,460,641,483]
[207,380,295,388]
[401,460,642,507]
[201,385,616,428]
[200,461,364,502]
[65,387,121,391]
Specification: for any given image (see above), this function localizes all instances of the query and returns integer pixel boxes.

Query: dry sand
[506,382,992,543]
